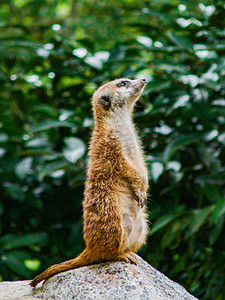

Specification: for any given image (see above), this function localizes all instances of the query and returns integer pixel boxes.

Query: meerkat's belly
[118,187,148,251]
[122,209,146,249]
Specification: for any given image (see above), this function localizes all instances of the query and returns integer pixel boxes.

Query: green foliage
[0,1,225,299]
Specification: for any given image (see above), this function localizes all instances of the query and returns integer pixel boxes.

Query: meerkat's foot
[117,252,137,264]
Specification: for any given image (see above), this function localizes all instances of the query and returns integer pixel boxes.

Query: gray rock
[0,280,38,300]
[0,255,198,300]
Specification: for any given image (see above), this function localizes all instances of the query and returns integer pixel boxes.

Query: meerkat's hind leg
[117,252,137,264]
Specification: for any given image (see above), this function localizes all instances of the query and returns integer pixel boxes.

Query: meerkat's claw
[118,252,137,264]
[126,252,138,264]
[134,191,147,208]
[140,197,147,208]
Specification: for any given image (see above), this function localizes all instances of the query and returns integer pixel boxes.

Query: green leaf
[167,32,194,50]
[196,174,225,185]
[161,220,181,249]
[145,80,171,93]
[211,198,225,223]
[24,259,41,271]
[29,121,74,133]
[162,134,203,162]
[3,183,26,202]
[209,217,224,245]
[32,105,58,118]
[0,133,8,142]
[0,233,47,251]
[0,40,43,49]
[193,103,214,122]
[25,137,50,148]
[2,252,31,278]
[38,160,69,181]
[187,206,214,236]
[108,47,125,62]
[17,149,62,158]
[173,252,189,273]
[63,137,86,163]
[151,210,185,234]
[150,162,164,182]
[203,184,222,203]
[15,157,32,180]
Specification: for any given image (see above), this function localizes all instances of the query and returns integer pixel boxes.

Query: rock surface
[0,255,198,300]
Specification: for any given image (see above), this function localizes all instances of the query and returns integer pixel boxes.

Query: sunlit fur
[30,78,149,287]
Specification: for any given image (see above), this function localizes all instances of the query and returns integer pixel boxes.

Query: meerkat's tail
[30,249,92,287]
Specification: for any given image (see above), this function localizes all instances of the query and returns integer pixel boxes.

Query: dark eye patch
[99,95,111,110]
[117,81,129,87]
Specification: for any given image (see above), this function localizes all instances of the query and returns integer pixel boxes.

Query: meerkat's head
[92,78,147,119]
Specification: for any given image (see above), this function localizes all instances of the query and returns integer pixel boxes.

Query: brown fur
[30,78,148,287]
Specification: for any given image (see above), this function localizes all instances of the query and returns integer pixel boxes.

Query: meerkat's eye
[117,81,129,87]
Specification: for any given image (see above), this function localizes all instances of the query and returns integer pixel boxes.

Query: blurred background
[0,0,224,299]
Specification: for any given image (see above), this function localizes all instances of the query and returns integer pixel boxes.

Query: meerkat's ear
[99,95,111,110]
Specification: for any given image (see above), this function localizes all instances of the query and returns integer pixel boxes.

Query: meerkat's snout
[138,78,147,86]
[136,78,147,83]
[133,78,147,89]
[130,78,147,100]
[139,78,147,89]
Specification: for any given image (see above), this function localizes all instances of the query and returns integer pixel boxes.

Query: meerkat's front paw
[132,177,148,207]
[133,190,147,208]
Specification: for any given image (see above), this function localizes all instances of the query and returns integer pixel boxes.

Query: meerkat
[30,78,149,287]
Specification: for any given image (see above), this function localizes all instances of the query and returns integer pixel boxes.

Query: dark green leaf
[3,183,26,202]
[187,206,214,236]
[29,121,74,133]
[38,160,69,181]
[0,233,47,251]
[162,134,203,162]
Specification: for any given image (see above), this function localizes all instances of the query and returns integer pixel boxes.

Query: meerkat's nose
[141,78,147,83]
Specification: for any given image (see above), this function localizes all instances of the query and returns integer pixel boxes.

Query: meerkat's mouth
[136,78,147,90]
[134,87,141,93]
[128,79,146,103]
